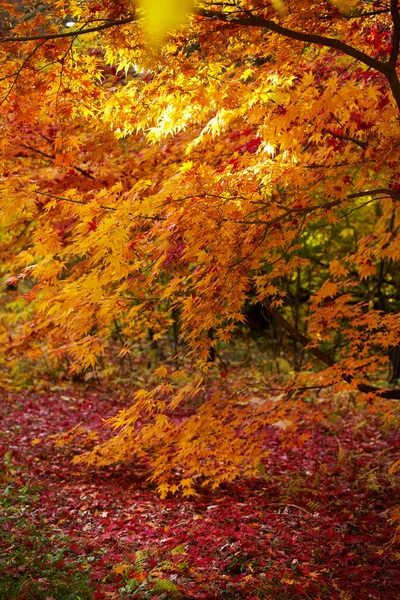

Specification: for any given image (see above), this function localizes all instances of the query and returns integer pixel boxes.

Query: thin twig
[34,190,164,220]
[20,143,95,179]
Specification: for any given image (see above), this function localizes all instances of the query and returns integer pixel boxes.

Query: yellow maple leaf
[153,365,168,379]
[359,262,377,279]
[314,281,338,303]
[180,160,193,173]
[155,414,170,428]
[114,563,131,575]
[302,71,315,87]
[157,482,170,499]
[329,260,348,278]
[389,457,400,475]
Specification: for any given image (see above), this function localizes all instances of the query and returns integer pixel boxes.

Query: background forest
[0,1,399,598]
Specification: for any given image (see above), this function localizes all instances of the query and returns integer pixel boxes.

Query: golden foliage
[0,0,399,490]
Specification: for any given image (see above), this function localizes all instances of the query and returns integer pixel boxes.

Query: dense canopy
[1,0,400,495]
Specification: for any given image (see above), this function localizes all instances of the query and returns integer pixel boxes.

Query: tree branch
[34,190,164,219]
[35,190,114,209]
[229,188,399,227]
[9,4,50,27]
[347,188,400,201]
[262,300,400,400]
[195,8,389,75]
[0,17,137,43]
[0,7,390,78]
[262,299,335,366]
[343,9,391,19]
[322,127,367,151]
[0,39,46,106]
[390,0,400,65]
[2,7,399,110]
[20,143,95,179]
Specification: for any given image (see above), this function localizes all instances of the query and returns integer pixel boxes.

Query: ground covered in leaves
[0,384,399,599]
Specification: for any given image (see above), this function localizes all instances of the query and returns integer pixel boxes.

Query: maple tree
[1,0,400,496]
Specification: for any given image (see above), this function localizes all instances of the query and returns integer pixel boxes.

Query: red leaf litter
[1,386,399,599]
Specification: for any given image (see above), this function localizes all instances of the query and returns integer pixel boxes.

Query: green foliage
[153,578,179,593]
[134,549,147,574]
[0,482,94,600]
[118,545,184,598]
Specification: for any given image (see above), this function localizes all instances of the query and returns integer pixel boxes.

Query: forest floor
[0,381,399,600]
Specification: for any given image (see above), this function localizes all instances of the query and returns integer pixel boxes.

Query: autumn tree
[1,0,400,495]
